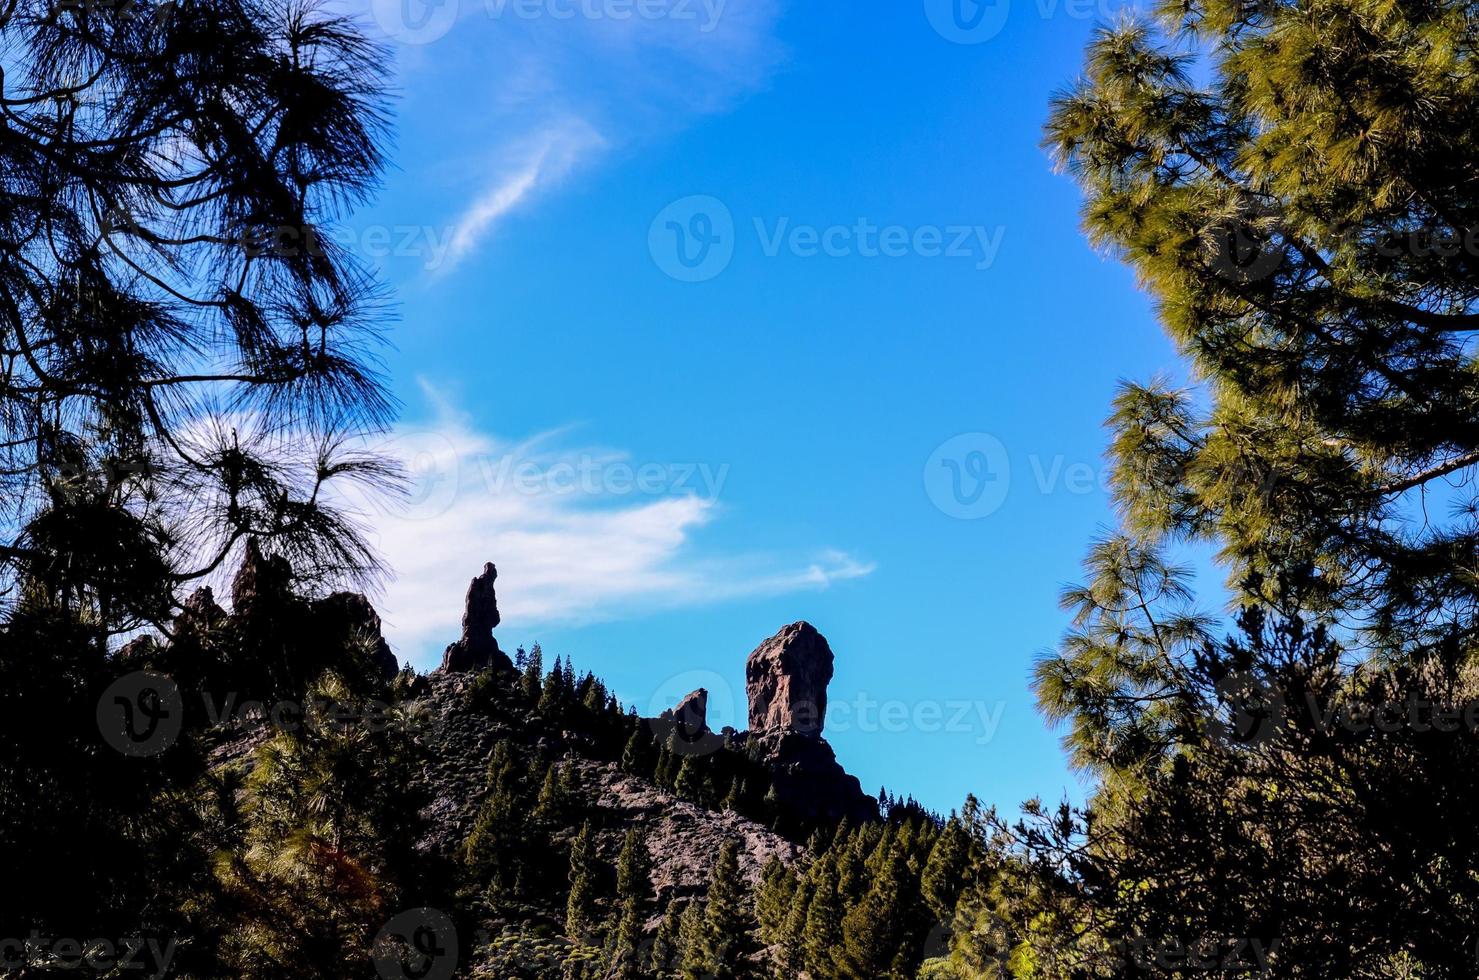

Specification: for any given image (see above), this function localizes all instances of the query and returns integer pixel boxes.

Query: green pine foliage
[566,821,604,943]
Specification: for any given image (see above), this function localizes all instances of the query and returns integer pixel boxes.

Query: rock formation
[664,688,708,735]
[312,591,401,681]
[440,562,512,673]
[743,621,877,827]
[176,585,227,636]
[230,537,292,620]
[746,621,833,737]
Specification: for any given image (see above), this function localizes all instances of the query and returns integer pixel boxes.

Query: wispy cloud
[360,0,785,272]
[350,382,872,665]
[439,119,604,273]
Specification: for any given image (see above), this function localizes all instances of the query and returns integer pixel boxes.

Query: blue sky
[332,0,1198,817]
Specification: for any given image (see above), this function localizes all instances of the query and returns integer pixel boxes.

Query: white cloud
[360,0,785,272]
[351,383,872,665]
[439,119,605,272]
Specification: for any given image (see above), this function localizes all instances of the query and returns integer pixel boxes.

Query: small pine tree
[538,656,564,714]
[837,843,909,978]
[655,745,676,788]
[652,898,684,976]
[464,740,529,896]
[678,901,707,980]
[534,762,569,825]
[802,861,843,978]
[920,816,971,922]
[699,840,750,980]
[521,644,544,701]
[674,755,705,804]
[722,775,742,812]
[621,727,656,776]
[566,820,602,943]
[616,827,650,904]
[610,895,644,980]
[582,676,606,714]
[755,856,794,941]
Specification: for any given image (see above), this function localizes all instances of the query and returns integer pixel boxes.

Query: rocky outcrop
[745,729,878,828]
[230,537,292,619]
[312,591,400,681]
[743,622,877,827]
[746,622,833,737]
[440,563,512,674]
[663,688,708,736]
[176,585,227,636]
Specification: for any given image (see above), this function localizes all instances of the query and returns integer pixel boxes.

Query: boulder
[440,562,512,673]
[745,622,833,737]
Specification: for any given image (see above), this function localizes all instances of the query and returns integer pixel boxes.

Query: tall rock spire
[440,562,511,673]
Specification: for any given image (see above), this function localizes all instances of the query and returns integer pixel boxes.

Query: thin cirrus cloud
[438,119,605,274]
[362,0,785,274]
[352,383,874,665]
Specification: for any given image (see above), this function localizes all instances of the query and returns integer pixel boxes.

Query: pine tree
[621,727,656,777]
[521,644,544,701]
[655,744,676,788]
[802,860,842,979]
[610,896,645,980]
[920,816,971,922]
[616,827,650,905]
[700,840,752,980]
[779,875,813,975]
[652,898,684,976]
[674,754,705,804]
[566,820,602,943]
[464,740,528,895]
[754,856,794,942]
[582,677,606,714]
[538,656,564,714]
[678,901,707,980]
[534,761,569,826]
[837,843,909,978]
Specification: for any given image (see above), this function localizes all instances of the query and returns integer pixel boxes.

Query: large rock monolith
[440,562,511,673]
[745,622,833,738]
